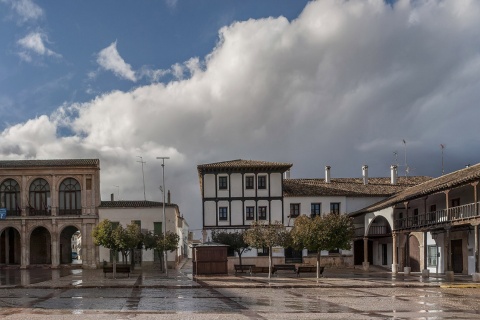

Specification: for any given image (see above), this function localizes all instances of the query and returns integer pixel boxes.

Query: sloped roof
[99,200,177,208]
[283,176,431,197]
[0,159,99,168]
[350,163,480,216]
[197,159,292,173]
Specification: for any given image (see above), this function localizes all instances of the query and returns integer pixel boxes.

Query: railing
[355,225,391,237]
[58,209,82,216]
[394,202,479,230]
[6,209,21,217]
[28,208,51,216]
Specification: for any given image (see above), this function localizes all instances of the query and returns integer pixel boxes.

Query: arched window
[59,178,81,215]
[0,179,21,216]
[29,178,50,216]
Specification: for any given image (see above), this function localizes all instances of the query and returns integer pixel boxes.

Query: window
[258,206,267,220]
[428,204,437,222]
[218,176,228,190]
[290,203,300,217]
[413,208,419,225]
[427,245,438,267]
[219,207,228,221]
[330,202,340,214]
[257,247,269,256]
[311,203,321,217]
[59,178,81,216]
[257,175,267,189]
[246,206,255,220]
[0,179,20,216]
[245,176,254,189]
[29,178,50,216]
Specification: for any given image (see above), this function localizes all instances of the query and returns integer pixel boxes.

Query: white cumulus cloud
[1,0,43,23]
[17,31,61,61]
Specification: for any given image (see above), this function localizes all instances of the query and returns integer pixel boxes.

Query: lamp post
[157,157,170,275]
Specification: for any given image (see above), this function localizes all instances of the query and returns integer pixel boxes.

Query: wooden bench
[234,264,255,274]
[249,266,270,275]
[273,264,297,274]
[296,266,324,277]
[103,264,131,277]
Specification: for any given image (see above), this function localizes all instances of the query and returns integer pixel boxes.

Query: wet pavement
[0,261,479,319]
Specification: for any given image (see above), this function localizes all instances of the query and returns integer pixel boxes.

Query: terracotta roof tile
[284,176,431,197]
[197,159,292,173]
[350,163,480,215]
[99,200,177,208]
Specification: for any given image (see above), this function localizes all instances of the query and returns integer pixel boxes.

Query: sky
[1,0,479,237]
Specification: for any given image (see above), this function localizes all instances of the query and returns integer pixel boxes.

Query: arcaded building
[0,159,100,269]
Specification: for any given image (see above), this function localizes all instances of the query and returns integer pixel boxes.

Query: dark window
[246,206,255,220]
[59,178,81,216]
[428,205,437,222]
[245,176,254,189]
[257,247,269,256]
[413,208,419,225]
[258,175,267,189]
[330,202,340,214]
[219,207,228,220]
[258,206,267,220]
[311,203,321,217]
[0,179,21,216]
[29,178,50,216]
[290,203,300,217]
[218,176,228,190]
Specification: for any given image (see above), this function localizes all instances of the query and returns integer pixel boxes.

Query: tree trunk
[316,250,321,279]
[268,247,273,279]
[113,249,117,279]
[238,250,243,267]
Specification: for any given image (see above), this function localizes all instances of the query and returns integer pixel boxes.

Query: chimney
[362,165,369,185]
[167,190,171,204]
[110,193,114,201]
[325,166,331,183]
[391,165,398,185]
[283,170,291,179]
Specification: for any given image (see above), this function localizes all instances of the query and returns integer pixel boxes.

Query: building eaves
[349,163,480,216]
[99,200,177,208]
[0,159,100,168]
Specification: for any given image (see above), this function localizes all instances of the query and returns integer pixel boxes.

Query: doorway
[451,239,463,273]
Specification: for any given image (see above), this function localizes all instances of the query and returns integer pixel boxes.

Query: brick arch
[55,175,83,191]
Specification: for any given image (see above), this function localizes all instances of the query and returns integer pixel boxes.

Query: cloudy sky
[1,0,479,236]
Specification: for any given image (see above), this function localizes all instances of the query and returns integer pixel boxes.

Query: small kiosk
[192,242,228,275]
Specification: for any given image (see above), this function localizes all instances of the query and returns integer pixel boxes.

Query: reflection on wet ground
[0,268,78,286]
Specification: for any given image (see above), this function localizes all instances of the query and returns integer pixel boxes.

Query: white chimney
[362,165,368,185]
[283,170,291,179]
[391,165,398,185]
[325,166,331,183]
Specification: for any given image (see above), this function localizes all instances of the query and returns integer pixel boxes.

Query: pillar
[20,222,27,269]
[476,224,480,273]
[362,237,370,270]
[445,227,451,271]
[392,232,398,273]
[51,221,59,268]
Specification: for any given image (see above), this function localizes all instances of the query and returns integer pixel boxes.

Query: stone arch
[0,226,21,265]
[366,215,392,237]
[29,226,52,265]
[59,225,82,264]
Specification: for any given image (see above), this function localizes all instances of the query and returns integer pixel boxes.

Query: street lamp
[156,157,170,275]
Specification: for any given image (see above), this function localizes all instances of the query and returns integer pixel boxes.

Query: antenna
[393,151,398,166]
[403,139,408,177]
[440,144,445,175]
[137,156,147,201]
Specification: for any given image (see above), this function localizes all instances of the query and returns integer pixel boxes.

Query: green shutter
[154,222,162,235]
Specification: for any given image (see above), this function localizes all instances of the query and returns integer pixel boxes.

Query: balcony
[355,225,392,237]
[394,202,479,231]
[58,209,82,216]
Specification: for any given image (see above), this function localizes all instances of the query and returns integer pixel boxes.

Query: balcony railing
[394,202,479,230]
[355,225,392,237]
[28,208,51,216]
[58,209,82,216]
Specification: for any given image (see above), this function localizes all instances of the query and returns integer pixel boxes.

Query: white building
[351,163,480,279]
[197,160,429,266]
[98,198,187,268]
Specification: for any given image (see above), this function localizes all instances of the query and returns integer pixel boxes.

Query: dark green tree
[143,230,180,272]
[211,229,251,267]
[244,221,291,279]
[291,213,355,278]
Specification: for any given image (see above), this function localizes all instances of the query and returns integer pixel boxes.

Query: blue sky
[0,0,309,126]
[1,0,480,235]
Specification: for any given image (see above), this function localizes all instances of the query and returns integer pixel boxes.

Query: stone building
[0,159,100,269]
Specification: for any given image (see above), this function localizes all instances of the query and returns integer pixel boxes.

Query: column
[363,237,369,271]
[51,221,59,268]
[445,226,454,281]
[392,232,398,273]
[422,231,430,277]
[475,224,479,274]
[20,222,27,268]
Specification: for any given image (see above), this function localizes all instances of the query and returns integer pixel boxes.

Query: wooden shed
[192,242,228,275]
